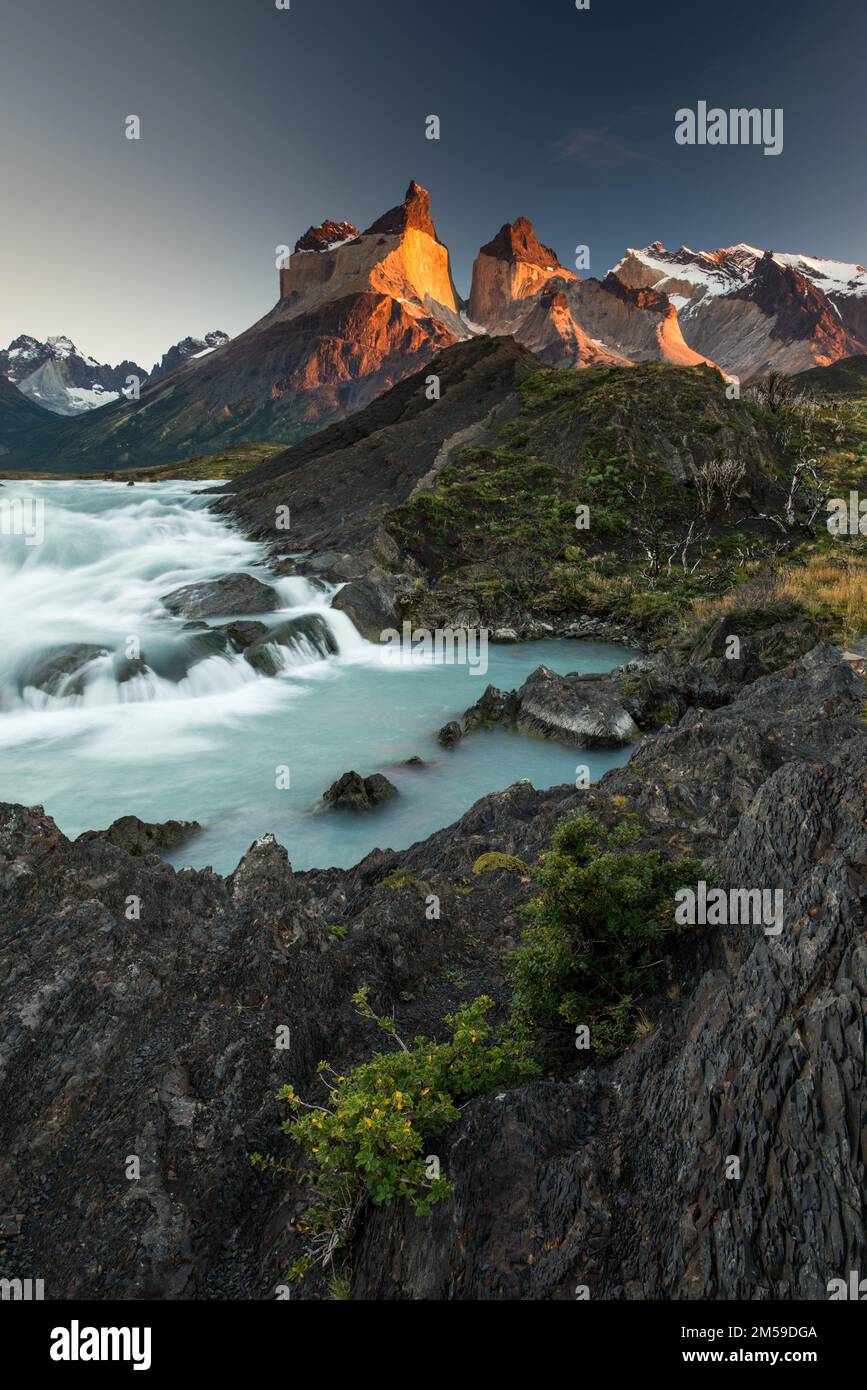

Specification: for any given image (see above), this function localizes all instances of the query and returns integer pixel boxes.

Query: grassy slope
[384,361,867,645]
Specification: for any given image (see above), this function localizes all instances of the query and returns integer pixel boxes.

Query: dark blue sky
[2,0,864,364]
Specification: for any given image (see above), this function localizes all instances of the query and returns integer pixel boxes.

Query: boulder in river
[217,620,269,651]
[457,667,638,748]
[330,576,407,641]
[244,613,338,676]
[323,770,399,810]
[17,643,109,697]
[514,666,640,747]
[436,719,464,748]
[161,572,279,619]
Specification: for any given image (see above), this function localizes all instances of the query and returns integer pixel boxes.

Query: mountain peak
[479,217,565,271]
[364,180,437,239]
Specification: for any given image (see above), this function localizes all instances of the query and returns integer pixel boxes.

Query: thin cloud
[558,127,644,168]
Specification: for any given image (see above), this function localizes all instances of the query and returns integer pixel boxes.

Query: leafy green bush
[508,814,701,1057]
[255,991,536,1279]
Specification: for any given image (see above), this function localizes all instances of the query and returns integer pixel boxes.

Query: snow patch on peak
[772,253,867,299]
[46,335,76,358]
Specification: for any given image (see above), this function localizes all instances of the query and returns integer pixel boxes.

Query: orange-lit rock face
[280,182,459,322]
[267,182,462,405]
[280,227,459,318]
[468,217,577,330]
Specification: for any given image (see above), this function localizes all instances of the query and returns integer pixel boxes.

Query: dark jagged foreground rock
[0,633,864,1300]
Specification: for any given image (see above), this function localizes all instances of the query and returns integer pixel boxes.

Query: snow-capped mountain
[149,331,230,381]
[2,184,864,470]
[8,181,466,470]
[611,244,867,376]
[0,335,149,416]
[0,331,233,416]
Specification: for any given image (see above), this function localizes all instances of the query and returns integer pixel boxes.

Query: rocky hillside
[215,335,536,566]
[218,340,790,645]
[1,620,863,1299]
[0,373,60,454]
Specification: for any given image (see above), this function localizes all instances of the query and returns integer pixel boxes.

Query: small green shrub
[472,852,530,876]
[508,814,702,1057]
[376,867,419,890]
[256,991,536,1280]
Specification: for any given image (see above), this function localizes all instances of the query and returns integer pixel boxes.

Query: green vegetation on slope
[383,360,867,643]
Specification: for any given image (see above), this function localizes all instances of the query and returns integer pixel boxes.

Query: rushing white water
[0,479,638,872]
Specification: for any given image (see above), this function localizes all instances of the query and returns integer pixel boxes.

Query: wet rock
[331,576,407,640]
[244,613,338,675]
[114,655,149,684]
[463,684,518,731]
[323,770,398,810]
[146,628,232,682]
[161,572,279,619]
[78,815,201,856]
[437,719,464,747]
[217,620,269,651]
[16,643,108,696]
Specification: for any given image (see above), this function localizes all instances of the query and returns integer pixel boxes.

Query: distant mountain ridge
[0,335,148,416]
[2,181,864,470]
[0,330,231,417]
[611,242,867,377]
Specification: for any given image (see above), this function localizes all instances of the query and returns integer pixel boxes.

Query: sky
[1,0,865,368]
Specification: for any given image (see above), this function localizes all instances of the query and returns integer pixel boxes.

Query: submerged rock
[161,572,279,619]
[323,770,399,810]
